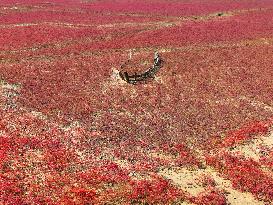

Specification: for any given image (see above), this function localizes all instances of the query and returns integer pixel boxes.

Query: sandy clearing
[158,129,273,204]
[239,96,273,113]
[209,170,265,205]
[159,167,264,205]
[215,96,273,113]
[0,21,178,29]
[159,167,206,197]
[0,79,21,110]
[178,201,195,205]
[0,79,21,91]
[231,130,273,161]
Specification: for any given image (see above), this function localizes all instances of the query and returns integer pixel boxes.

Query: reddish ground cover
[0,0,273,204]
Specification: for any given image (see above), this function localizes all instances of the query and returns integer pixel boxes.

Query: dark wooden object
[119,52,163,84]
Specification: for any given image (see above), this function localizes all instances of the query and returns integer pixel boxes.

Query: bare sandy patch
[149,151,174,161]
[230,130,273,161]
[239,96,273,113]
[209,169,264,205]
[159,167,206,197]
[159,166,264,205]
[214,95,273,114]
[0,79,21,109]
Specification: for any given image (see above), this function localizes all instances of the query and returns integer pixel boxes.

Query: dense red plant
[0,103,187,204]
[191,188,227,205]
[1,0,273,204]
[206,152,273,202]
[221,120,271,147]
[160,142,201,167]
[129,176,182,204]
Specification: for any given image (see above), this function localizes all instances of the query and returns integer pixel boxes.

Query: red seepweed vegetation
[221,119,271,148]
[0,103,188,204]
[206,152,273,202]
[1,0,273,204]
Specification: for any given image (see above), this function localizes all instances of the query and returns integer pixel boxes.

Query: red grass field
[0,0,273,204]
